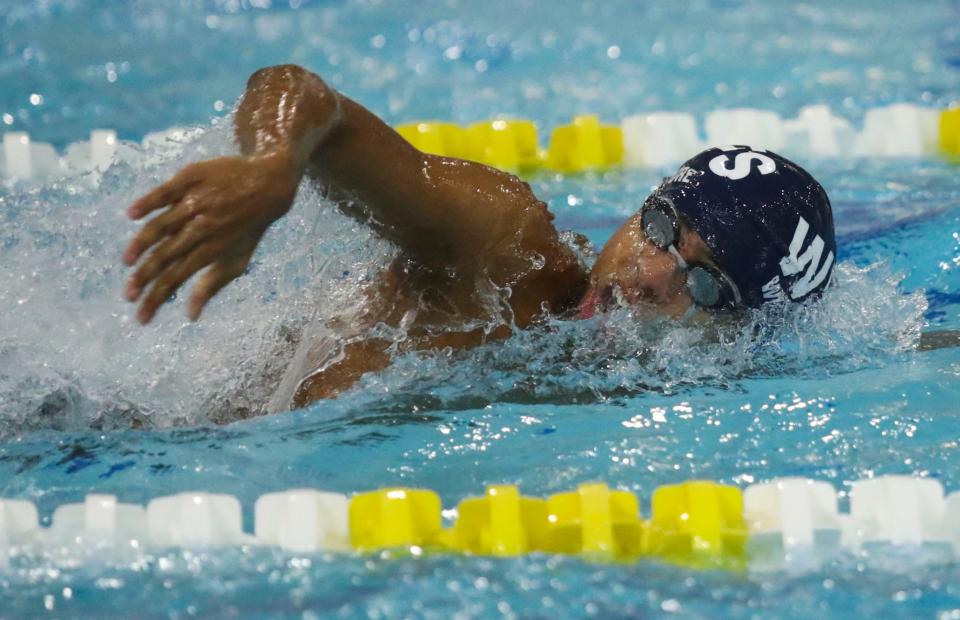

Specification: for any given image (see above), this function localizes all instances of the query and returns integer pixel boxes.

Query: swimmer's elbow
[246,64,333,97]
[248,64,308,86]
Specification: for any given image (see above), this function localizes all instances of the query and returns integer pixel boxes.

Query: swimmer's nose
[624,242,687,305]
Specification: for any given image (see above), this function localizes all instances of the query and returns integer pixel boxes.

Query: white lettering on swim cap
[779,216,834,299]
[708,149,777,181]
[669,166,699,184]
[761,275,788,302]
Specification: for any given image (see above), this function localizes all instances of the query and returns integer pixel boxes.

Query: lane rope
[2,104,957,184]
[2,475,959,569]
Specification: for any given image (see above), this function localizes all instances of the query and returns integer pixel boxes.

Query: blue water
[1,1,960,618]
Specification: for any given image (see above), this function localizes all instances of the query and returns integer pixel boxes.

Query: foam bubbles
[0,120,391,435]
[322,260,926,416]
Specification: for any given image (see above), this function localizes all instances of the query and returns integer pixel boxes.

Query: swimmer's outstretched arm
[124,64,581,324]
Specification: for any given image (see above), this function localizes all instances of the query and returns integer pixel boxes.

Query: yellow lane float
[941,108,960,157]
[544,482,643,559]
[446,484,548,556]
[349,487,443,550]
[645,480,747,567]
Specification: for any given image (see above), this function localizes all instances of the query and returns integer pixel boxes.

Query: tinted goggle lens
[686,265,724,308]
[642,205,676,248]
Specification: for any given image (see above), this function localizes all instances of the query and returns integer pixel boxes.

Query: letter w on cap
[779,216,834,299]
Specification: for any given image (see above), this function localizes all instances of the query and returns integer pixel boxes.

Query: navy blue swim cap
[652,146,836,308]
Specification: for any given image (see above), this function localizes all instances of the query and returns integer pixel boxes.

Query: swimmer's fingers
[187,253,252,321]
[125,217,210,302]
[136,242,221,325]
[127,167,200,220]
[123,202,194,266]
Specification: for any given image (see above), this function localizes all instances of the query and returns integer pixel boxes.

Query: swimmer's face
[578,209,717,319]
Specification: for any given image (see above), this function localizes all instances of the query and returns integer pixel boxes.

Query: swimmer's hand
[123,152,300,324]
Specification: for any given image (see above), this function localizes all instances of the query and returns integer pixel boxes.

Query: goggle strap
[667,244,688,269]
[718,269,743,306]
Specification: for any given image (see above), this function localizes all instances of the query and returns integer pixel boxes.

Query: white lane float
[254,489,350,552]
[842,475,951,557]
[704,108,785,152]
[0,498,40,550]
[743,477,842,570]
[946,492,960,555]
[3,132,33,179]
[782,105,856,157]
[146,492,249,546]
[63,130,127,174]
[49,494,147,545]
[853,104,941,157]
[621,112,701,168]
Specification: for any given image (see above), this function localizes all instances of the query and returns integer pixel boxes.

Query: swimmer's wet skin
[120,64,942,410]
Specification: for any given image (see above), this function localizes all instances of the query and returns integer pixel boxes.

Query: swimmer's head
[579,146,836,319]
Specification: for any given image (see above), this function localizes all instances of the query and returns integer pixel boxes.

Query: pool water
[2,0,960,618]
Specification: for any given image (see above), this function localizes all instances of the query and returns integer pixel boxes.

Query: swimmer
[122,64,840,408]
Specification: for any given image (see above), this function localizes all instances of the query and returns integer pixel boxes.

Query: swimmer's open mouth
[577,285,614,319]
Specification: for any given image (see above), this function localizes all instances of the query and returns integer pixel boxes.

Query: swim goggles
[640,194,743,310]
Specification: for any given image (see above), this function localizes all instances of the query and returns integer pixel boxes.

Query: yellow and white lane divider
[398,104,959,172]
[2,104,959,183]
[2,475,959,570]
